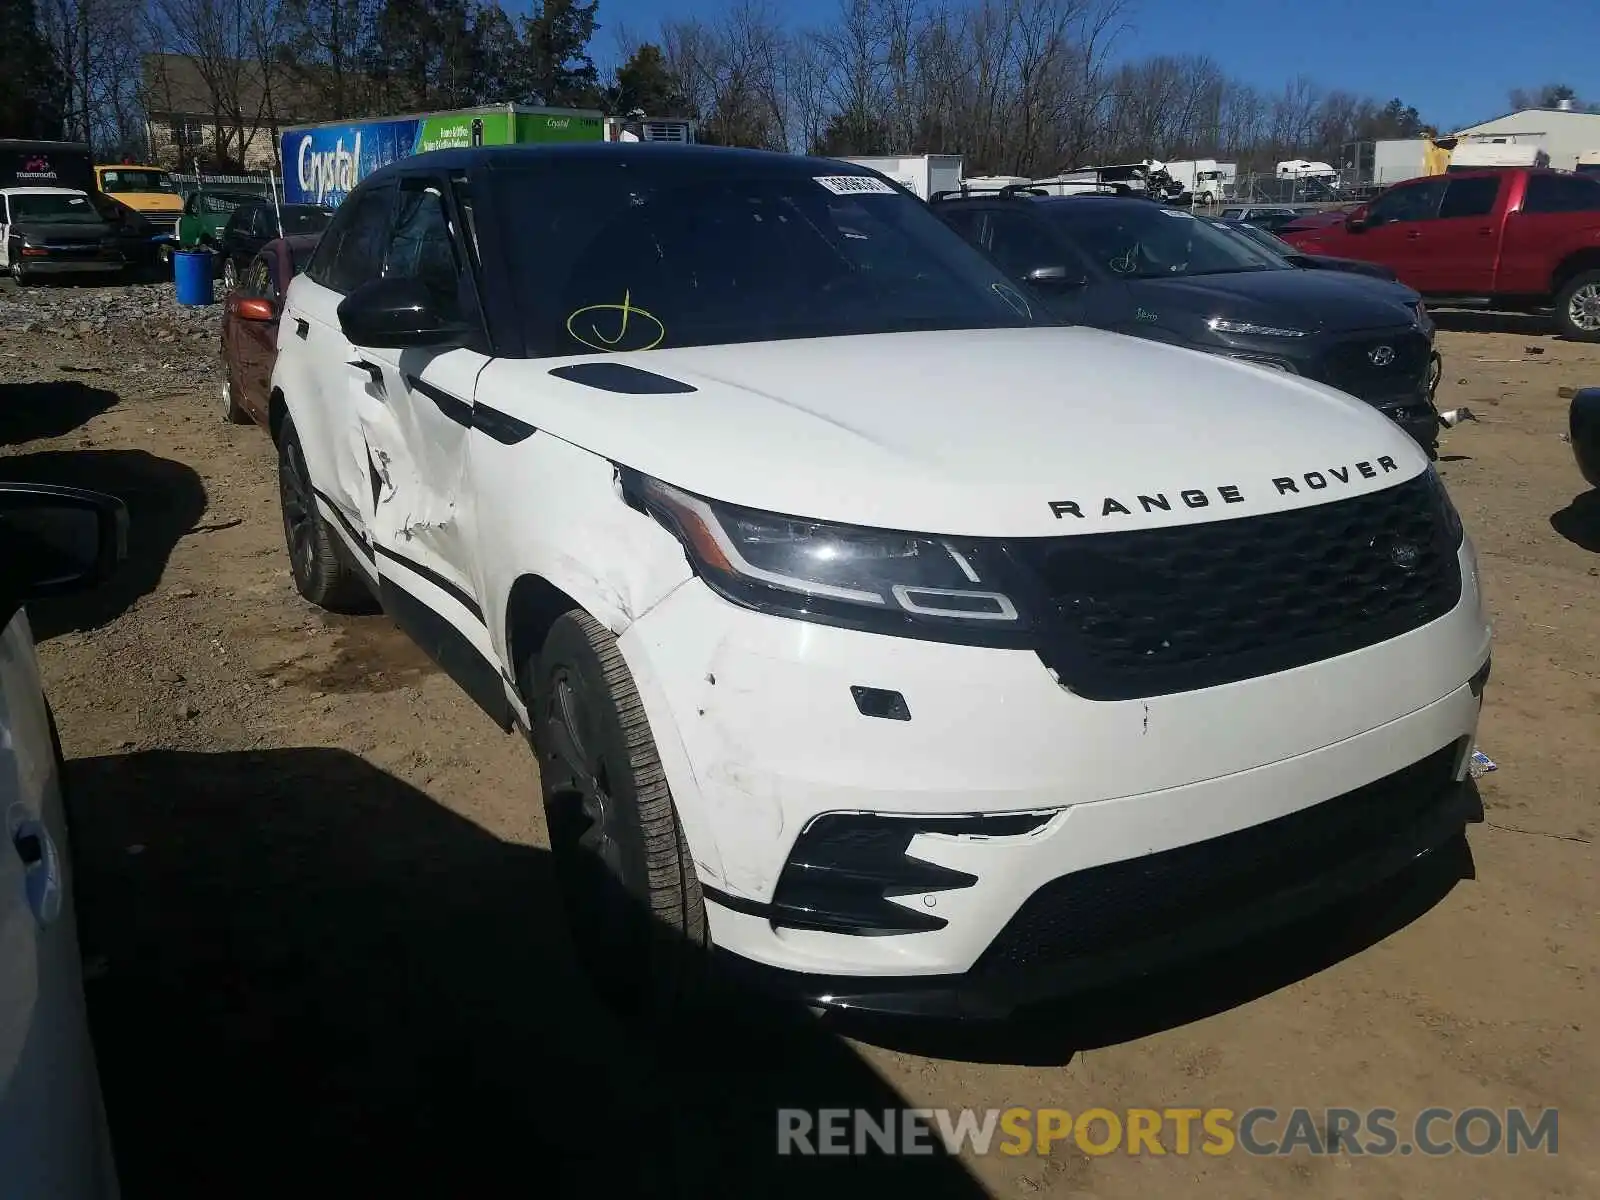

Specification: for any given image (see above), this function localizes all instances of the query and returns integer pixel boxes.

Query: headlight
[1207,317,1308,338]
[622,470,1032,641]
[1226,352,1298,373]
[1426,465,1464,545]
[1412,301,1435,337]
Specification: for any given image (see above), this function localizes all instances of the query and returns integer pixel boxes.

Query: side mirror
[1346,205,1371,232]
[235,296,276,321]
[337,277,470,349]
[0,484,128,602]
[1024,264,1085,290]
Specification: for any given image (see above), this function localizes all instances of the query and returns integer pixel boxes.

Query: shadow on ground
[1551,490,1600,552]
[67,748,992,1198]
[0,381,118,444]
[1430,310,1560,338]
[0,450,205,638]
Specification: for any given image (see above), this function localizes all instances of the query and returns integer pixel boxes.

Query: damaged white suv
[269,144,1492,1019]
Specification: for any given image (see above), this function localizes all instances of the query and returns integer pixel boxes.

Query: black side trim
[309,486,375,563]
[702,884,773,919]
[472,403,538,445]
[549,362,697,394]
[373,543,484,623]
[379,578,511,731]
[405,374,472,427]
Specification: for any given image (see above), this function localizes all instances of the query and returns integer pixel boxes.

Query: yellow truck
[93,163,183,258]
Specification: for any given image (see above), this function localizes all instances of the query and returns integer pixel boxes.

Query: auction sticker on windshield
[815,176,899,196]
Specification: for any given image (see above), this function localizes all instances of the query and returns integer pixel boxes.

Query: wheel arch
[1552,249,1600,293]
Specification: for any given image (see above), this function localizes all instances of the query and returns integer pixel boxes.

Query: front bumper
[617,538,1492,1012]
[15,257,122,275]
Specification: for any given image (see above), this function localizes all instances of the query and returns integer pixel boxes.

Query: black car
[934,193,1444,455]
[1,189,122,283]
[1209,216,1401,282]
[216,202,333,291]
[1572,387,1600,490]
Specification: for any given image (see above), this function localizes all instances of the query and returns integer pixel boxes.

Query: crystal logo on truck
[297,132,363,205]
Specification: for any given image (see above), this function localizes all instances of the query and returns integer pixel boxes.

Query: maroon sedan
[219,234,319,427]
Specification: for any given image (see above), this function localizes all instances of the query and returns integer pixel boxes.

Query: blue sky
[588,0,1598,132]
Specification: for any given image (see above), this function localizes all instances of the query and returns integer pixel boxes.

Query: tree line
[1,0,1593,178]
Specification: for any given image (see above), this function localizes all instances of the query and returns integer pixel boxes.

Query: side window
[311,185,394,294]
[1523,173,1600,213]
[982,210,1063,278]
[1368,179,1447,225]
[937,207,983,242]
[381,181,463,320]
[1439,176,1501,219]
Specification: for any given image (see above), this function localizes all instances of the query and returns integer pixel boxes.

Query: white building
[1450,104,1600,173]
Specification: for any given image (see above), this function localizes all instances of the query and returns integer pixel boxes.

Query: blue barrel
[173,249,214,306]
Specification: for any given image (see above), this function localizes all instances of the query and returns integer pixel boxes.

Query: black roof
[361,142,879,189]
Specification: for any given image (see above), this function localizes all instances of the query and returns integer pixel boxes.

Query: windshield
[8,192,102,223]
[491,159,1052,356]
[1213,219,1297,258]
[279,206,333,235]
[101,169,174,193]
[1048,204,1289,279]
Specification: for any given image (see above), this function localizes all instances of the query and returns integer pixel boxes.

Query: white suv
[268,144,1492,1019]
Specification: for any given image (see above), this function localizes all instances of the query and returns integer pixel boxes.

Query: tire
[221,255,238,293]
[276,416,373,612]
[11,261,28,286]
[527,608,711,1014]
[220,357,251,424]
[1554,269,1600,342]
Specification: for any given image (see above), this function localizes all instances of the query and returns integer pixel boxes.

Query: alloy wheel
[1569,283,1600,334]
[279,437,316,581]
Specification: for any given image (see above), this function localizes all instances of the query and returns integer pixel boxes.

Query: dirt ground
[1,292,1596,1198]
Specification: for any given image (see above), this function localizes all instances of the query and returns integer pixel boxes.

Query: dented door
[353,345,488,607]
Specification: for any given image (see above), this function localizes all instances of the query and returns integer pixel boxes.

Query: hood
[10,219,111,241]
[482,327,1428,537]
[111,193,183,214]
[1125,269,1418,333]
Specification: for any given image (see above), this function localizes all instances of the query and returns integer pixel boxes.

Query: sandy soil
[1,296,1595,1198]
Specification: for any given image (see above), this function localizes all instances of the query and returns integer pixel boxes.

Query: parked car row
[931,188,1446,455]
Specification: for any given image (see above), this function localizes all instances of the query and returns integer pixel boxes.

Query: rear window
[1523,173,1600,213]
[489,159,1051,357]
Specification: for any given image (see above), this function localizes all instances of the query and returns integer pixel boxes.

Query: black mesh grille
[974,740,1466,978]
[1012,474,1461,701]
[1318,330,1432,401]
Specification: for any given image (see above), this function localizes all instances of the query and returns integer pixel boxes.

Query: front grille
[1319,329,1431,401]
[1012,474,1462,700]
[973,740,1467,978]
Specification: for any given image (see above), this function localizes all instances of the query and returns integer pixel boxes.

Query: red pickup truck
[1280,168,1600,341]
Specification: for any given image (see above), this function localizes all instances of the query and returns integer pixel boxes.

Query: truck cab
[1280,168,1600,340]
[94,164,183,244]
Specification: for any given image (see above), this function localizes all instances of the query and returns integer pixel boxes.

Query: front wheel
[527,609,711,1014]
[1555,270,1600,342]
[276,416,373,612]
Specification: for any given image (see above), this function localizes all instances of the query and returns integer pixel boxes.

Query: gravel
[0,279,222,392]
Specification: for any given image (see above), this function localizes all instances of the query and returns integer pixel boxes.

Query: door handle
[12,820,62,928]
[293,317,309,339]
[350,358,386,397]
[1405,230,1422,240]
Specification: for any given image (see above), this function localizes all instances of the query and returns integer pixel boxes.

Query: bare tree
[154,0,288,167]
